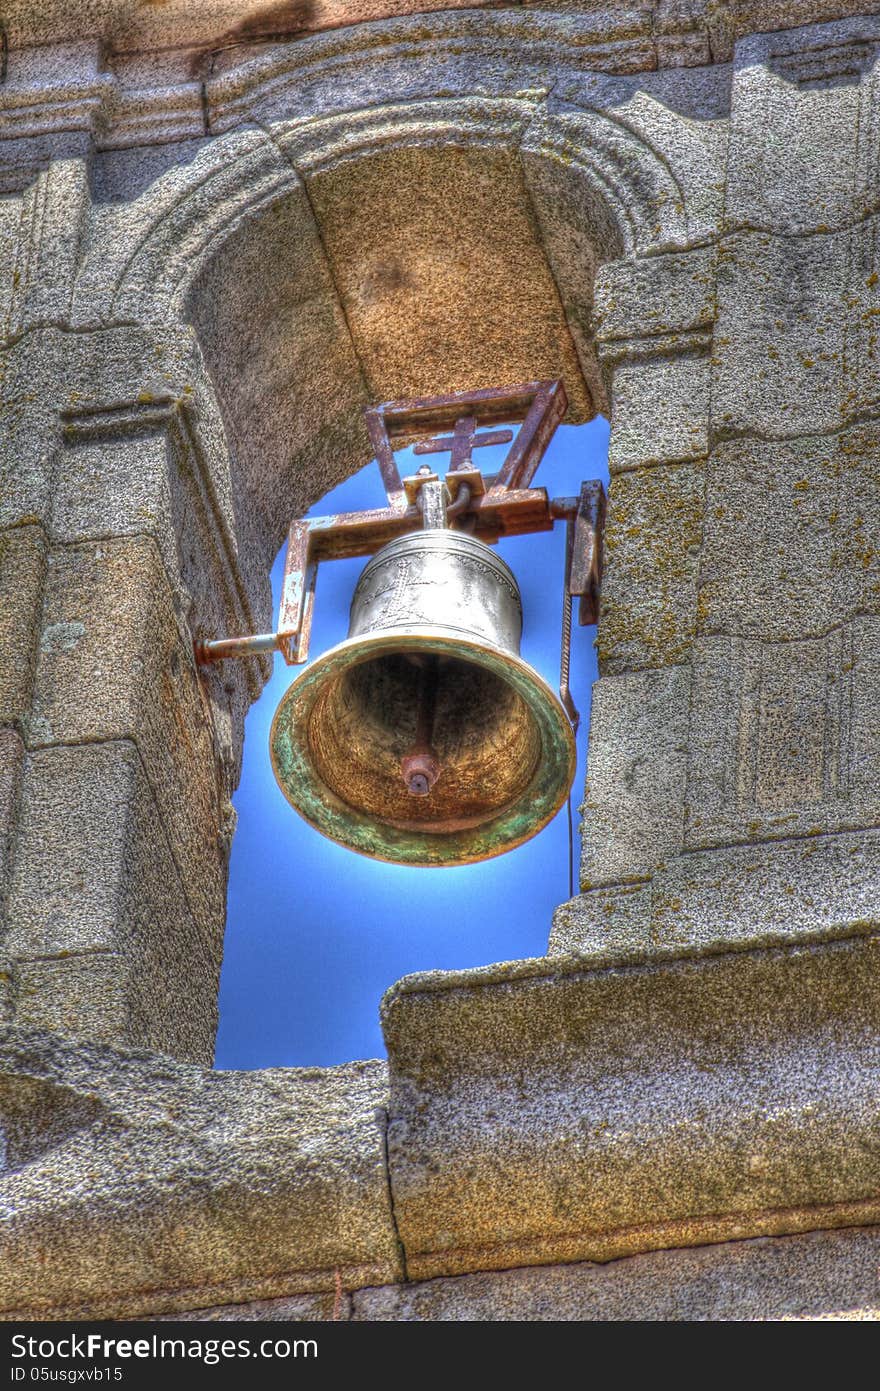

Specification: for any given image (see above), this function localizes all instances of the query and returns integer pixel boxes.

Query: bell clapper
[401,655,441,796]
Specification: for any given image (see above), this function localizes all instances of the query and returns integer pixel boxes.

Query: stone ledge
[352,1224,880,1319]
[382,927,880,1280]
[0,1029,402,1320]
[554,830,880,956]
[5,926,880,1314]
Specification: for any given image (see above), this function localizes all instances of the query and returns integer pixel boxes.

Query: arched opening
[174,130,625,1065]
[181,137,616,607]
[217,416,610,1066]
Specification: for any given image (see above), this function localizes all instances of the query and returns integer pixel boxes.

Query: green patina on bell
[270,514,575,867]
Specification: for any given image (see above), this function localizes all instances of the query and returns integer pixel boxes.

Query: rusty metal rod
[194,632,281,665]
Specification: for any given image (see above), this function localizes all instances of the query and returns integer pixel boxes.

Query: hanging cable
[559,518,580,735]
[560,516,580,899]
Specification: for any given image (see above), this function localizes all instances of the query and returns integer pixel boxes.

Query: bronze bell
[195,384,605,868]
[269,482,576,866]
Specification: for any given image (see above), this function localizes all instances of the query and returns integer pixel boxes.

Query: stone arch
[75,90,700,590]
[78,95,694,328]
[73,129,302,328]
[26,66,720,1065]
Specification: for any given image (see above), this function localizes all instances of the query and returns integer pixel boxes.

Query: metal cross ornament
[413,415,514,471]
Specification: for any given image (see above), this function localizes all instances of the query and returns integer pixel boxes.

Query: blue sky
[215,416,610,1068]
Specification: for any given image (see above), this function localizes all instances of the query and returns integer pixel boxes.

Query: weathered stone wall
[2,0,880,1321]
[554,14,880,962]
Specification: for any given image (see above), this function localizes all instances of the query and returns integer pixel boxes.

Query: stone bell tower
[2,0,880,1321]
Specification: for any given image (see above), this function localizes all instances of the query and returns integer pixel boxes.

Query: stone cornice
[0,4,876,154]
[1,1,880,63]
[0,10,684,152]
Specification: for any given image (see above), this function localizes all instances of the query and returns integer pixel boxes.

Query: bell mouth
[269,626,576,867]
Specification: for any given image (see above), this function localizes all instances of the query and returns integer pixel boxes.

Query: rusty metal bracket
[195,380,605,668]
[550,480,606,627]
